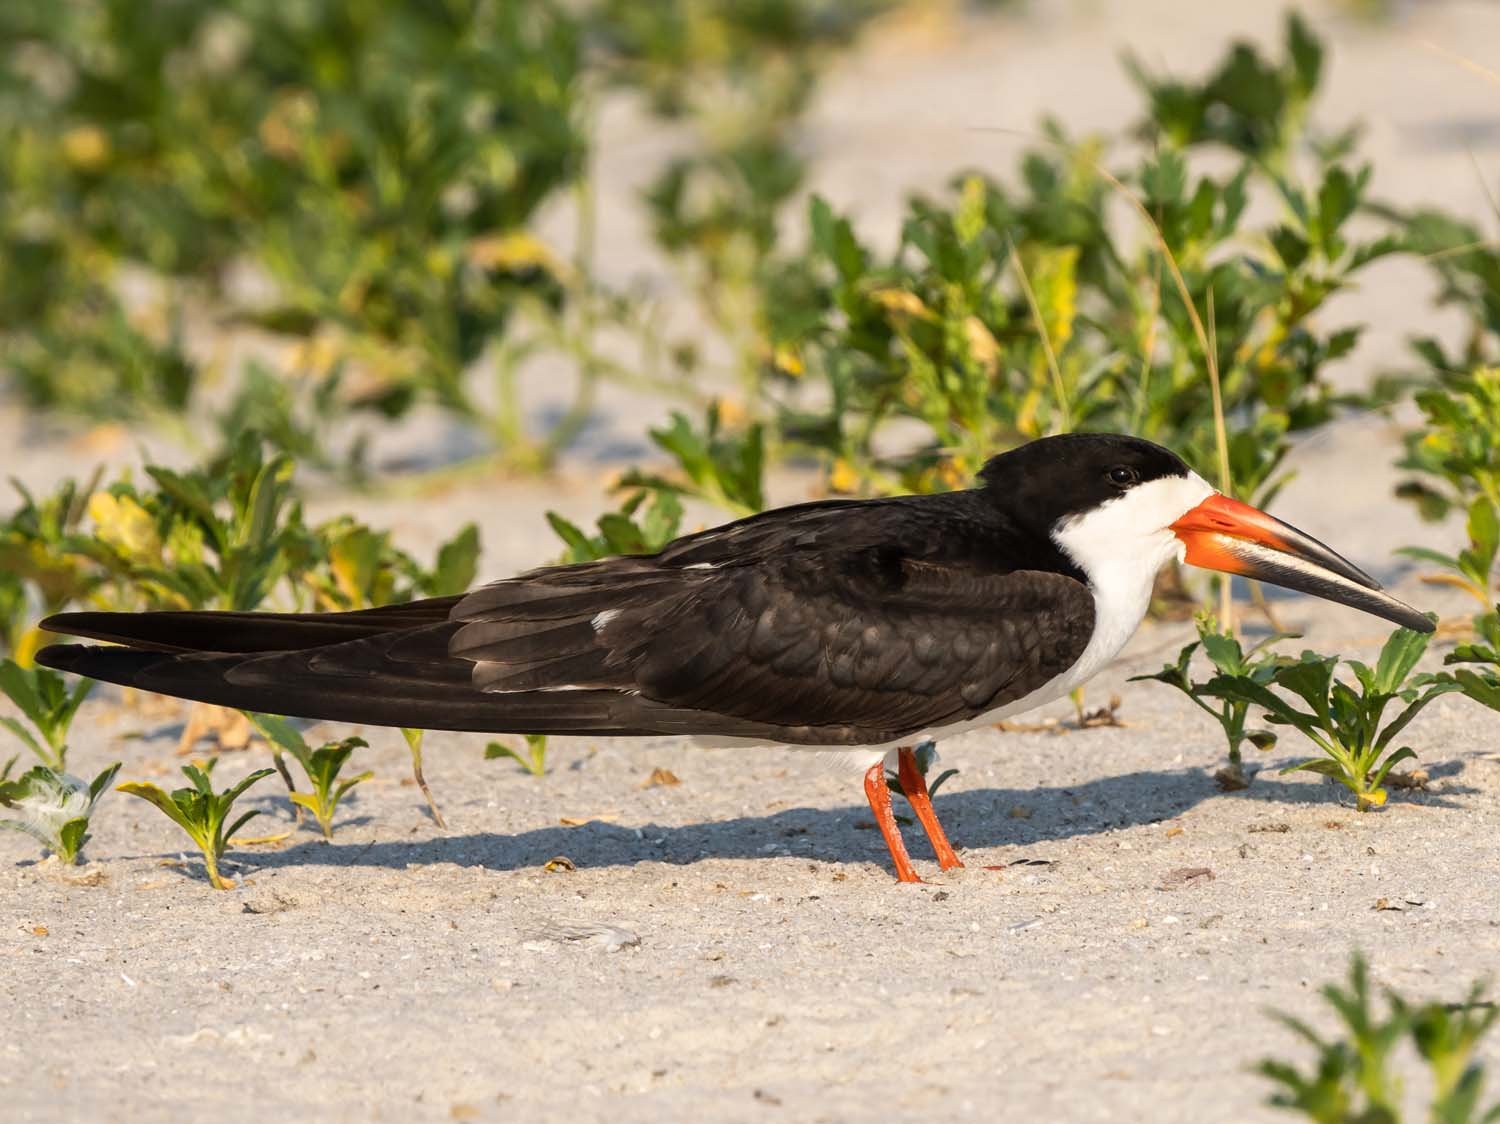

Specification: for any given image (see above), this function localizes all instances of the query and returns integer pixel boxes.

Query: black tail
[41,596,464,655]
[34,639,649,734]
[34,596,703,737]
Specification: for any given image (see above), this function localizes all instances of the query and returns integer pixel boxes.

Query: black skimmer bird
[37,434,1429,882]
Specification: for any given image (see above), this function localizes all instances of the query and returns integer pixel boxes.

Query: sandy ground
[7,2,1500,1121]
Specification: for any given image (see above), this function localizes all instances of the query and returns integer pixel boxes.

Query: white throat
[1048,472,1216,683]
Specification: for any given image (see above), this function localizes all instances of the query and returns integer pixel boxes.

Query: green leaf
[181,763,216,796]
[246,713,309,759]
[546,512,595,561]
[88,762,122,803]
[810,196,864,280]
[118,780,201,838]
[1279,758,1348,778]
[222,768,276,807]
[1372,626,1432,695]
[1374,684,1457,750]
[1369,747,1417,789]
[1285,10,1323,97]
[1447,668,1500,711]
[0,660,44,728]
[1199,630,1245,674]
[333,771,373,801]
[430,524,481,596]
[223,809,263,844]
[1271,656,1338,721]
[57,818,89,863]
[486,736,547,776]
[1398,546,1463,571]
[1466,498,1500,567]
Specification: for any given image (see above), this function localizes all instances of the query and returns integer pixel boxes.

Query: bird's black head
[972,432,1433,634]
[976,433,1195,535]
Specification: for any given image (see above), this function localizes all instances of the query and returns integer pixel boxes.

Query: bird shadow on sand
[231,759,1480,878]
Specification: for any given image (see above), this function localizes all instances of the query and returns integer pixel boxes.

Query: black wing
[37,494,1095,745]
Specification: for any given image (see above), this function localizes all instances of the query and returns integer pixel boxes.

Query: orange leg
[897,745,964,871]
[862,761,920,883]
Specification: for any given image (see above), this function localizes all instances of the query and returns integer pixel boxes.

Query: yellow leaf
[828,459,861,495]
[964,316,1000,373]
[61,126,110,170]
[258,92,314,160]
[714,397,749,428]
[466,231,561,276]
[870,287,933,321]
[772,344,804,377]
[88,492,161,559]
[1028,246,1080,350]
[287,334,342,377]
[934,457,967,492]
[14,626,45,669]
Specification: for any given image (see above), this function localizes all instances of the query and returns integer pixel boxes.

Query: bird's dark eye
[1107,465,1138,487]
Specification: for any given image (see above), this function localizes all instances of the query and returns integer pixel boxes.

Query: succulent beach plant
[1131,614,1288,787]
[118,761,274,890]
[1203,621,1452,811]
[0,658,95,771]
[247,714,371,840]
[0,762,121,865]
[485,734,549,778]
[1259,953,1500,1122]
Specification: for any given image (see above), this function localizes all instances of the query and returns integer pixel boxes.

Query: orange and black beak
[1170,493,1433,633]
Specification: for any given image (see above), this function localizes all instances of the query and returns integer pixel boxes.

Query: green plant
[758,82,1393,510]
[77,434,303,612]
[0,658,95,770]
[301,519,480,612]
[1259,953,1500,1122]
[1434,609,1500,714]
[1397,367,1500,520]
[486,734,548,777]
[118,760,275,890]
[1131,614,1287,786]
[1125,11,1331,172]
[1394,367,1500,615]
[1203,622,1453,811]
[247,714,369,840]
[0,762,120,865]
[0,472,104,658]
[400,727,446,829]
[1401,500,1499,614]
[547,490,684,564]
[621,406,767,518]
[1,1,589,452]
[26,436,480,623]
[1393,208,1500,371]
